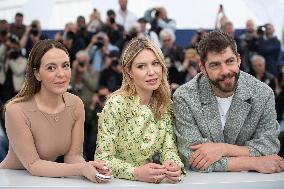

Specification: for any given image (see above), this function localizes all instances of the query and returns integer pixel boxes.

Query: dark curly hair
[197,30,237,64]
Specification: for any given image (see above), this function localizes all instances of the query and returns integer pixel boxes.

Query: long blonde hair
[114,36,171,119]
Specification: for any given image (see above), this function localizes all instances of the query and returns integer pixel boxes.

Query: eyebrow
[208,56,235,65]
[44,61,70,67]
[133,59,159,65]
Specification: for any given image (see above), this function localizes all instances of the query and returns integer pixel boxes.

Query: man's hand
[189,143,226,170]
[253,154,284,173]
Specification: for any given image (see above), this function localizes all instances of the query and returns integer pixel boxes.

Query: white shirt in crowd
[116,9,137,31]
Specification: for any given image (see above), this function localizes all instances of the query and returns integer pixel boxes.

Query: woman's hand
[163,160,182,183]
[92,160,112,176]
[81,161,112,183]
[134,163,167,183]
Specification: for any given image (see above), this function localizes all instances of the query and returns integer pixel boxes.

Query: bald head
[246,19,255,33]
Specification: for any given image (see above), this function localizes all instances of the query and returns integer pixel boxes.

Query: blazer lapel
[199,75,225,143]
[223,72,252,144]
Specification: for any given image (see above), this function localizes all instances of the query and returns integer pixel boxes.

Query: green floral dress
[95,94,183,180]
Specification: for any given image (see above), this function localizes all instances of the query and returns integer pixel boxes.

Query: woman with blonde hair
[0,39,111,183]
[95,36,183,183]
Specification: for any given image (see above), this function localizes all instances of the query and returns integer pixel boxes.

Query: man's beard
[207,71,240,93]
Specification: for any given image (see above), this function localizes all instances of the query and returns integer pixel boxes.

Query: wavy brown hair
[113,36,171,119]
[4,39,69,107]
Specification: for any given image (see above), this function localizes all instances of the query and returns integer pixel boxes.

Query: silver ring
[178,176,181,182]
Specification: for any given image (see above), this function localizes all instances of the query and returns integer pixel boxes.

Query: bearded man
[173,30,284,173]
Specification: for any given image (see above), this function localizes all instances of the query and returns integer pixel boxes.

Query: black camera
[151,8,160,19]
[78,61,85,67]
[8,34,19,44]
[111,59,119,67]
[0,29,7,36]
[66,31,75,40]
[257,25,266,36]
[110,17,115,24]
[94,36,104,49]
[98,95,106,102]
[30,23,39,36]
[8,48,21,59]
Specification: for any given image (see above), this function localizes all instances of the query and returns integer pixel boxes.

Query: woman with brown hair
[95,36,183,183]
[0,39,111,183]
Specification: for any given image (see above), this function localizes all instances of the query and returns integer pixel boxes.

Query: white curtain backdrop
[1,0,284,41]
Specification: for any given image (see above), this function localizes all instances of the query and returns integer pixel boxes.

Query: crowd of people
[0,0,284,184]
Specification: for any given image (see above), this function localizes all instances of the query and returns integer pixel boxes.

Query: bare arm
[5,99,107,182]
[5,102,84,177]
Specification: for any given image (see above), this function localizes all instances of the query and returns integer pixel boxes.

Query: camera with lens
[30,23,39,36]
[98,95,106,103]
[0,29,7,37]
[8,34,19,44]
[94,36,104,49]
[150,8,160,19]
[7,48,21,59]
[110,17,115,24]
[111,59,119,67]
[257,25,266,36]
[78,61,85,67]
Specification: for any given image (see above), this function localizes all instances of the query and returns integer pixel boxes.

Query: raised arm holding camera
[102,9,125,51]
[86,32,119,72]
[1,34,27,103]
[20,20,48,58]
[69,50,100,109]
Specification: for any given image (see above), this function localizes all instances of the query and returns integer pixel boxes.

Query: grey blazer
[173,71,280,172]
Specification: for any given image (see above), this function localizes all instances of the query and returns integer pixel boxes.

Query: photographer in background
[214,4,229,31]
[239,19,258,72]
[20,20,48,58]
[102,9,125,51]
[145,6,176,36]
[69,50,100,108]
[1,34,27,103]
[61,23,86,64]
[256,23,281,77]
[188,28,206,49]
[160,28,184,63]
[0,20,9,98]
[9,12,26,39]
[86,32,119,72]
[87,9,104,34]
[76,15,92,46]
[99,50,122,92]
[84,86,110,161]
[250,54,280,95]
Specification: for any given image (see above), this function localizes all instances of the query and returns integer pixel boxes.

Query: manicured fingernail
[103,166,109,170]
